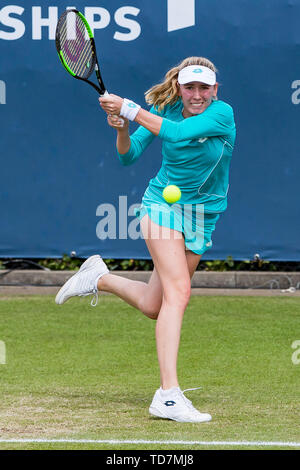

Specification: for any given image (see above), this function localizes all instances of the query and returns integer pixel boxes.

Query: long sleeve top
[117,99,236,213]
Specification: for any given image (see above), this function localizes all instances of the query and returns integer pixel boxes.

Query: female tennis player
[55,57,236,423]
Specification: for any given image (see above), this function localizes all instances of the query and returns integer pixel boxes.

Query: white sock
[94,273,106,291]
[160,386,180,397]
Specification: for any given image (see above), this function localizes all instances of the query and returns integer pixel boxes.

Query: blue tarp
[1,0,299,260]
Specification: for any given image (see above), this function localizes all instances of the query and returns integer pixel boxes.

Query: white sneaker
[149,387,212,423]
[55,255,109,306]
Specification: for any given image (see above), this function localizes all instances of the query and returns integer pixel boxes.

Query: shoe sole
[149,405,212,423]
[149,405,169,419]
[55,255,101,305]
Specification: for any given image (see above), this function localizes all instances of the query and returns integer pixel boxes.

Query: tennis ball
[162,185,181,203]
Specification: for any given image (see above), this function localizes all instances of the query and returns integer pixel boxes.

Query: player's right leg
[55,252,163,317]
[98,268,163,319]
[55,239,201,318]
[55,255,108,306]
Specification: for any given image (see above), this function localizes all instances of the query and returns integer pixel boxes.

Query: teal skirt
[135,187,220,255]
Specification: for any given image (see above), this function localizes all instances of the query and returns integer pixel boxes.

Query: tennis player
[55,57,236,423]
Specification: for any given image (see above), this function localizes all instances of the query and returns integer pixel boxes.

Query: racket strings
[58,12,95,79]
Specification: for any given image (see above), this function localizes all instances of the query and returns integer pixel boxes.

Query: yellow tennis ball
[163,185,181,203]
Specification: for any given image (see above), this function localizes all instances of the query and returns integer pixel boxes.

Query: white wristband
[120,98,141,121]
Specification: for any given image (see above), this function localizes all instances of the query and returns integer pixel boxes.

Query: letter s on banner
[0,5,25,40]
[114,7,141,41]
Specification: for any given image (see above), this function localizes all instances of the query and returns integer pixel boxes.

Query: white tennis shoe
[149,387,212,423]
[55,255,109,306]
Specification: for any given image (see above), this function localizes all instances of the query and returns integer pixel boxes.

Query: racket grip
[103,90,124,127]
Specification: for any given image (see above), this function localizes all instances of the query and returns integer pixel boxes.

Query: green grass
[0,295,299,450]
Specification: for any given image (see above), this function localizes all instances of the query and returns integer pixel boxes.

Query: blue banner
[1,0,300,260]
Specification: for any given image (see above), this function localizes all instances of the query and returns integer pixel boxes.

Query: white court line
[0,439,299,447]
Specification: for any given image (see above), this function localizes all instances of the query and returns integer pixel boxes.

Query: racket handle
[103,90,124,127]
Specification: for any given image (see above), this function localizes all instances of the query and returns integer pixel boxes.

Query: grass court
[0,294,299,450]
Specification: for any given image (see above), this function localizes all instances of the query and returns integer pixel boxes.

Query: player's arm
[116,124,157,166]
[106,114,131,154]
[134,103,235,141]
[157,106,234,142]
[99,95,233,143]
[117,129,131,155]
[101,98,158,166]
[134,108,162,136]
[99,94,162,137]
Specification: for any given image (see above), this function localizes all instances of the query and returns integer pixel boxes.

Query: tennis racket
[55,9,123,124]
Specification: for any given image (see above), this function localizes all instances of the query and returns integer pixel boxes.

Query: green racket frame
[55,9,107,95]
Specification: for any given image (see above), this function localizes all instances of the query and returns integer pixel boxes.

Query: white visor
[178,65,216,86]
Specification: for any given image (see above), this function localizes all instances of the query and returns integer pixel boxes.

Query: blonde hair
[145,57,218,112]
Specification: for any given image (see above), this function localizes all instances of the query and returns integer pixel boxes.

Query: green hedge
[1,255,300,272]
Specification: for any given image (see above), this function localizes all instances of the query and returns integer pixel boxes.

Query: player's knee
[179,284,192,308]
[164,281,191,309]
[141,301,161,320]
[146,310,160,320]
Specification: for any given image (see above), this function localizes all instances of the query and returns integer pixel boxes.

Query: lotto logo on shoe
[164,400,176,406]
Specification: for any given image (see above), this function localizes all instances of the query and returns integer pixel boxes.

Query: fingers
[108,114,121,125]
[99,94,118,107]
[98,96,110,113]
[99,99,116,115]
[99,95,123,115]
[107,114,128,129]
[100,92,117,101]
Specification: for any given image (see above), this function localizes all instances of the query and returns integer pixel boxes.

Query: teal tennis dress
[117,99,236,254]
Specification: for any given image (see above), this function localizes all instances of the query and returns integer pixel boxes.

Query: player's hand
[99,94,123,115]
[107,114,129,130]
